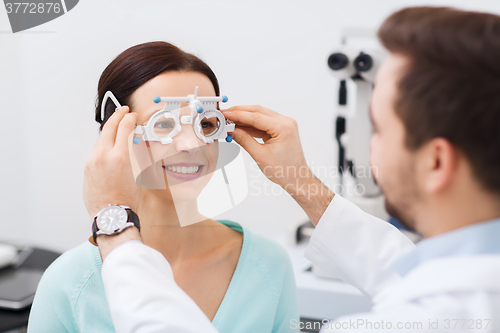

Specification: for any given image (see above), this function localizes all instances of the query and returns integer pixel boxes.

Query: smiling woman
[127,72,223,219]
[26,41,299,333]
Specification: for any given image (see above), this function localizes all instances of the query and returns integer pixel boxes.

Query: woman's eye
[201,121,215,129]
[155,121,173,129]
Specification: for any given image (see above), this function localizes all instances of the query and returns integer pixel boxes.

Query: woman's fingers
[114,113,138,152]
[98,106,130,149]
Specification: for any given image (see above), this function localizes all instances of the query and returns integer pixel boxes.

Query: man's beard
[384,198,418,233]
[375,157,420,234]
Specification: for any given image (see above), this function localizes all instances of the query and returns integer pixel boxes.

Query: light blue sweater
[27,220,299,333]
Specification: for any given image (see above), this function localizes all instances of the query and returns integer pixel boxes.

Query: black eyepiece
[354,52,373,72]
[328,53,349,70]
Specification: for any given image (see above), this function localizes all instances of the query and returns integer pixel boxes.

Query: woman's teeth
[165,166,201,174]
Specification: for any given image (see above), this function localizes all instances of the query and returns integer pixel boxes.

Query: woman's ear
[420,137,458,194]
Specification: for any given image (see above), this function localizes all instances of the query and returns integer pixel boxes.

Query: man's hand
[96,226,141,261]
[222,105,334,225]
[224,105,307,189]
[83,106,142,257]
[83,106,139,217]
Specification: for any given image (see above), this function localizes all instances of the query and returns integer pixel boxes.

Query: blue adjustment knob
[222,96,228,103]
[133,137,141,145]
[225,135,233,143]
[196,105,204,113]
[153,96,161,103]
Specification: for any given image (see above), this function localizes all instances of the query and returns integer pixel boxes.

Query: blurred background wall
[1,0,499,252]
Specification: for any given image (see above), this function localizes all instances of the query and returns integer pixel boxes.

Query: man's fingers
[234,127,271,141]
[232,128,267,159]
[222,105,281,118]
[222,110,279,137]
[115,113,138,152]
[98,106,130,149]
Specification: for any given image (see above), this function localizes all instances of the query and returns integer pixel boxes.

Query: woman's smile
[163,162,205,181]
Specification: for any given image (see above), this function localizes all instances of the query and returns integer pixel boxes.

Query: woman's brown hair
[95,41,220,131]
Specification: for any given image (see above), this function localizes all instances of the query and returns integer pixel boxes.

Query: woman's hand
[83,106,139,219]
[222,105,334,225]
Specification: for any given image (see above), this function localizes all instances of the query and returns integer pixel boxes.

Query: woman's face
[129,71,219,202]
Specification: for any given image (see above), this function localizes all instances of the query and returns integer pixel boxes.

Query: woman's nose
[173,125,201,154]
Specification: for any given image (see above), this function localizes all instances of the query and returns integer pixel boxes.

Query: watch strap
[91,218,99,245]
[127,209,141,231]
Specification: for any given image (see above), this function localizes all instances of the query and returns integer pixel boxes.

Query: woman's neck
[136,189,222,264]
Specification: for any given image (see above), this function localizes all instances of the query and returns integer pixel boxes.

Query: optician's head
[369,7,500,237]
[94,42,220,202]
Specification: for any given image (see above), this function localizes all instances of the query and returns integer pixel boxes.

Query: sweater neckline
[91,219,250,327]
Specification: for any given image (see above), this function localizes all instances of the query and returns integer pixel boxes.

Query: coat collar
[392,218,500,276]
[374,254,500,308]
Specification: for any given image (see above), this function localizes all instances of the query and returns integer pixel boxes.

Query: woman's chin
[166,187,202,202]
[164,171,213,202]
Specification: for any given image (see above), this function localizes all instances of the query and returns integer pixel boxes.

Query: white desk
[282,240,372,321]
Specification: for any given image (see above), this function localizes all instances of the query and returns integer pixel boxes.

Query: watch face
[97,206,128,233]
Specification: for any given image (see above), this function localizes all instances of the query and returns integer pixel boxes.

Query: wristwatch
[90,205,140,246]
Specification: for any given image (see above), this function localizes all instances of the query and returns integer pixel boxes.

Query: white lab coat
[304,195,500,332]
[101,194,500,332]
[102,241,218,333]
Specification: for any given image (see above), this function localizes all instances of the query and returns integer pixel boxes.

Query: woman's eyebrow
[143,108,163,119]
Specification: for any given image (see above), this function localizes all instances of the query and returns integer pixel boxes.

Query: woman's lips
[162,164,204,181]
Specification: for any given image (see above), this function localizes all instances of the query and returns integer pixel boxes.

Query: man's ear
[420,138,458,194]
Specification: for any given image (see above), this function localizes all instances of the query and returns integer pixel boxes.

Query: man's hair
[378,7,500,195]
